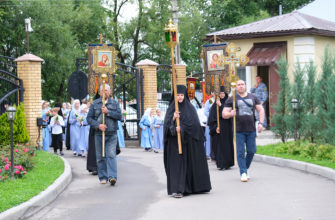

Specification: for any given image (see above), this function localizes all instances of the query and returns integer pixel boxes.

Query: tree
[302,61,317,143]
[291,61,305,140]
[272,57,291,143]
[315,47,334,143]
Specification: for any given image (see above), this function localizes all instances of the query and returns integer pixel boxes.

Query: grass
[257,143,335,169]
[0,150,64,213]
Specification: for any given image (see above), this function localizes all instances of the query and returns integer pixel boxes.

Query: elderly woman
[69,99,82,156]
[139,108,153,151]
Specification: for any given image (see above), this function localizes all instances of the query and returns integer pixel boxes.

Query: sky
[298,0,335,22]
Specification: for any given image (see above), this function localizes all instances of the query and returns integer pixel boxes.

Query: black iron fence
[0,55,24,114]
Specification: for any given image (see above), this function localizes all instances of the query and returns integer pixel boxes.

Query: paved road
[29,139,335,220]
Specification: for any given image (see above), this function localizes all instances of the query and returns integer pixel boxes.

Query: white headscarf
[143,108,153,123]
[72,99,80,113]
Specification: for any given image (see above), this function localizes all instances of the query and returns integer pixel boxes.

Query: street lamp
[291,99,298,141]
[6,106,16,179]
[25,18,33,54]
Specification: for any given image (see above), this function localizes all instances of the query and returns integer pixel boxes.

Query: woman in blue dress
[152,108,164,153]
[69,99,82,156]
[139,108,153,151]
[78,104,89,157]
[41,101,50,151]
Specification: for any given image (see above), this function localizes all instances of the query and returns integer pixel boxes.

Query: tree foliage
[0,0,312,101]
[272,57,291,143]
[291,61,305,140]
[302,61,317,143]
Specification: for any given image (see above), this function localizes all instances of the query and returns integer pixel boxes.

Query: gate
[156,64,172,113]
[75,58,143,140]
[0,55,24,114]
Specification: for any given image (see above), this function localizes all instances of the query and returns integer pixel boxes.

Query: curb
[254,154,335,181]
[0,156,72,220]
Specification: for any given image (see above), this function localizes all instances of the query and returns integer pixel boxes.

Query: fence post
[136,59,158,113]
[15,54,44,145]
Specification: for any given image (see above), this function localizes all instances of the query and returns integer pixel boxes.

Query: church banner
[202,43,230,94]
[88,44,118,99]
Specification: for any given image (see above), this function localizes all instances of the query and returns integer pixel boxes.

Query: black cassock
[163,86,211,195]
[86,127,97,172]
[208,96,234,170]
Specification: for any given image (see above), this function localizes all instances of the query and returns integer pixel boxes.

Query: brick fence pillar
[15,54,44,145]
[175,64,187,86]
[136,59,158,115]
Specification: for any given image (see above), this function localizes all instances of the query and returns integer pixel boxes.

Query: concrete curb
[0,156,72,220]
[254,154,335,181]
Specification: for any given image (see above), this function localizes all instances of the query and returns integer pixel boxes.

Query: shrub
[316,144,334,161]
[0,103,29,145]
[300,143,318,158]
[0,144,36,182]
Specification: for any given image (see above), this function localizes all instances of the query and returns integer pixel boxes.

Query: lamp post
[291,99,298,141]
[25,18,33,54]
[6,106,16,179]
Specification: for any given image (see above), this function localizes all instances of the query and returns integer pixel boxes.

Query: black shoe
[92,171,98,175]
[109,178,117,186]
[81,154,86,158]
[60,151,64,156]
[73,152,77,156]
[77,154,82,157]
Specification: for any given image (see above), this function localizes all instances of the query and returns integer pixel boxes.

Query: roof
[14,53,44,62]
[247,42,286,66]
[204,11,335,41]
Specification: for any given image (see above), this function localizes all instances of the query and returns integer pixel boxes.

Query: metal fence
[0,55,24,115]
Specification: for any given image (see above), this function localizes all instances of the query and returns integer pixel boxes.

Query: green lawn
[257,143,335,169]
[0,151,64,213]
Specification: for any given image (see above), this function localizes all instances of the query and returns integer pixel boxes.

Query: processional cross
[218,43,249,165]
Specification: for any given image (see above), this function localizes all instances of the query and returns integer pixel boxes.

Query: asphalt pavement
[28,131,335,220]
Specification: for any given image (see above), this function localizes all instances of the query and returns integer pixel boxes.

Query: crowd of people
[40,77,266,199]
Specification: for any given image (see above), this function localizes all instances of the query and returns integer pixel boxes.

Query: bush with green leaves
[0,103,29,146]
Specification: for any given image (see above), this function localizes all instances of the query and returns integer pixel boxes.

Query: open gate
[74,58,143,140]
[0,55,24,115]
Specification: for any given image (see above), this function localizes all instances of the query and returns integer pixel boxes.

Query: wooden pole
[216,93,220,131]
[101,74,107,157]
[231,82,237,165]
[170,47,182,154]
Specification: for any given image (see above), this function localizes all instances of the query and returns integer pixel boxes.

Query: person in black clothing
[208,86,234,170]
[163,85,211,198]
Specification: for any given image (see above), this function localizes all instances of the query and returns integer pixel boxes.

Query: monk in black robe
[163,85,211,198]
[208,86,234,170]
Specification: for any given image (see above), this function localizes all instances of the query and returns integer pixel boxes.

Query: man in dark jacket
[87,83,122,186]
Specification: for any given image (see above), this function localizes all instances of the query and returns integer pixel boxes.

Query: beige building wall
[314,35,335,77]
[223,35,335,84]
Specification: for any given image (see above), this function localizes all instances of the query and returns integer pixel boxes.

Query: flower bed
[0,144,36,182]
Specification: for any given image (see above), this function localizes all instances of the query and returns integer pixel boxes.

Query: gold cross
[219,43,249,84]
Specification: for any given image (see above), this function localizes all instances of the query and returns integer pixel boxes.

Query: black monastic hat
[220,86,225,92]
[177,85,187,94]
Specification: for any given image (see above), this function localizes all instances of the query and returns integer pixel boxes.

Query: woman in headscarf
[69,99,82,156]
[41,101,51,151]
[78,104,89,157]
[139,108,153,151]
[207,86,234,170]
[152,108,164,153]
[163,85,211,198]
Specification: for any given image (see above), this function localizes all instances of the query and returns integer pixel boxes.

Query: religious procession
[1,1,335,219]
